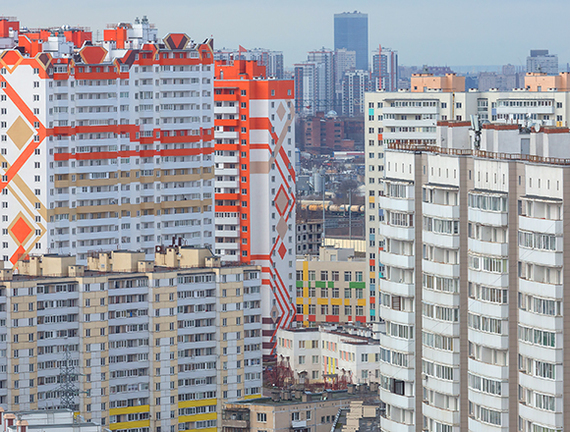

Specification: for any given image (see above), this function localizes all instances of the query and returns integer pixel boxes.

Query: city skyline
[4,0,570,69]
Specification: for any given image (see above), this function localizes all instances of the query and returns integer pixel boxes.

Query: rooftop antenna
[470,115,481,149]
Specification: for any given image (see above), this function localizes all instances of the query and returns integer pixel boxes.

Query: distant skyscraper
[294,49,335,115]
[341,69,369,117]
[372,46,399,91]
[527,49,558,75]
[334,48,356,88]
[307,48,335,113]
[214,47,284,78]
[334,48,356,111]
[334,12,368,71]
[294,61,319,115]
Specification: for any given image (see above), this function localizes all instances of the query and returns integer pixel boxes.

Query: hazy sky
[5,0,570,69]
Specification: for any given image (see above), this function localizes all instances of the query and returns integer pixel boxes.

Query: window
[257,413,267,422]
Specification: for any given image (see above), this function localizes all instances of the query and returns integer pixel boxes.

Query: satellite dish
[534,123,540,132]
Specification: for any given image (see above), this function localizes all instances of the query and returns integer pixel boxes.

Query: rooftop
[387,121,570,166]
[232,388,376,406]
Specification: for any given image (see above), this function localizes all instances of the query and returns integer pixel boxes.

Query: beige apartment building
[295,247,367,326]
[221,387,378,432]
[0,246,263,432]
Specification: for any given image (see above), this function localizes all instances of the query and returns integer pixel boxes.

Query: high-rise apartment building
[527,49,558,75]
[294,49,336,116]
[365,71,570,204]
[373,120,570,432]
[294,61,319,115]
[366,72,570,432]
[334,49,356,87]
[307,49,335,114]
[341,69,369,117]
[372,46,399,91]
[334,12,368,71]
[214,48,284,79]
[0,17,215,266]
[0,247,263,432]
[214,60,296,358]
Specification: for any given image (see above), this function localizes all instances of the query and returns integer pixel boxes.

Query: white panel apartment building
[0,17,215,266]
[366,73,570,432]
[276,325,383,385]
[366,72,570,322]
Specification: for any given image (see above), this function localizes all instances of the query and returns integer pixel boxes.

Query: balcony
[379,416,415,432]
[519,277,563,299]
[496,105,554,115]
[215,155,240,164]
[468,238,508,257]
[380,223,414,241]
[468,208,508,227]
[222,408,250,430]
[423,231,459,249]
[379,251,414,269]
[378,196,415,213]
[379,305,415,326]
[519,216,563,235]
[214,106,239,115]
[291,420,307,430]
[422,202,459,220]
[383,105,439,115]
[379,388,415,410]
[379,279,415,297]
[215,229,239,238]
[382,118,437,128]
[215,131,239,140]
[518,246,563,267]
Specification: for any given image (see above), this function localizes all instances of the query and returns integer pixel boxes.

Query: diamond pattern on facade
[270,305,279,323]
[11,216,32,244]
[0,49,23,73]
[276,102,286,121]
[274,185,289,216]
[278,243,287,259]
[7,116,34,150]
[276,217,287,240]
[10,245,25,265]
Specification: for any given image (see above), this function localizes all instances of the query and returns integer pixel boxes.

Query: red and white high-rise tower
[214,59,296,359]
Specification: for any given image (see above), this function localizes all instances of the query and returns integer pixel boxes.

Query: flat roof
[232,390,376,406]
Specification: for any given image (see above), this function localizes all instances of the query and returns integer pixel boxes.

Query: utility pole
[58,345,80,411]
[321,171,326,245]
[349,190,352,240]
